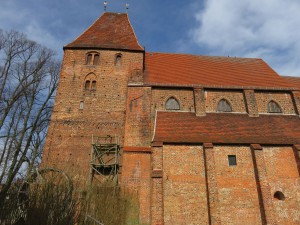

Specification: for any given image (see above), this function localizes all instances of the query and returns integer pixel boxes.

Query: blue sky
[1,0,300,76]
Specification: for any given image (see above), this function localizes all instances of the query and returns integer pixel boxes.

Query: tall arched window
[115,54,122,67]
[268,100,282,113]
[84,80,91,90]
[166,97,180,110]
[217,99,232,112]
[86,54,93,65]
[94,54,100,65]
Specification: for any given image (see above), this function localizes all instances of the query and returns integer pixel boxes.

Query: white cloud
[191,0,300,76]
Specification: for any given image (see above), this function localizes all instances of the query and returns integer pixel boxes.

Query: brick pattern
[251,147,274,224]
[255,91,296,114]
[291,91,300,115]
[213,145,262,225]
[205,90,247,113]
[244,89,259,116]
[263,146,300,225]
[203,144,220,224]
[124,87,151,146]
[151,147,163,224]
[121,152,151,224]
[194,88,206,116]
[163,145,209,224]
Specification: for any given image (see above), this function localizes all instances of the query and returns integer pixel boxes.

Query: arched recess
[165,97,180,110]
[84,73,97,91]
[217,98,232,112]
[268,100,282,113]
[115,53,122,67]
[217,99,232,112]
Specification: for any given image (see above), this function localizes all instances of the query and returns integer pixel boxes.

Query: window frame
[228,155,237,166]
[165,97,180,110]
[217,99,232,112]
[267,100,282,113]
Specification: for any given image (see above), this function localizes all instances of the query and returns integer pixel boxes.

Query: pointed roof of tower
[65,12,144,51]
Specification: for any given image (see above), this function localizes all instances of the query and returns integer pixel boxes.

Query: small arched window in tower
[91,80,97,90]
[166,97,180,110]
[85,80,91,90]
[86,54,93,65]
[115,54,122,67]
[94,54,100,65]
[217,99,232,112]
[268,100,282,113]
[274,191,285,201]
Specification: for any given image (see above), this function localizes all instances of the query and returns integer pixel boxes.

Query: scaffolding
[89,135,120,185]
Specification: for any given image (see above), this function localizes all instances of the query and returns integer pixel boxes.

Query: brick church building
[42,12,300,224]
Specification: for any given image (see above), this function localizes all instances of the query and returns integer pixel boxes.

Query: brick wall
[205,90,247,113]
[255,91,296,114]
[262,146,300,225]
[213,145,262,225]
[163,145,209,224]
[124,86,152,147]
[121,151,151,224]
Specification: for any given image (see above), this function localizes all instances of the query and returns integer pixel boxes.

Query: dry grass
[0,179,139,225]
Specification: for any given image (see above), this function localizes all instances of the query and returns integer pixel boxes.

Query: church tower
[42,12,145,182]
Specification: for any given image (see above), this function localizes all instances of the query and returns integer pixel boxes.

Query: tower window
[268,101,282,113]
[166,97,180,110]
[86,54,93,65]
[228,155,237,166]
[85,80,91,90]
[86,52,100,65]
[94,54,100,65]
[115,54,122,67]
[91,81,97,90]
[217,99,232,112]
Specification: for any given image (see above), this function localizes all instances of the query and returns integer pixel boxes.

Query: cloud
[190,0,300,76]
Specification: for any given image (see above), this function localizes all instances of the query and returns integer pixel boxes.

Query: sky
[1,0,300,76]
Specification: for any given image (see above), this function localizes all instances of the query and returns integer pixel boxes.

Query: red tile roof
[145,53,295,90]
[281,76,300,89]
[153,111,300,145]
[65,12,143,51]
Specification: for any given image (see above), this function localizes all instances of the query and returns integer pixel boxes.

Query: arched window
[217,99,232,112]
[84,73,97,91]
[91,80,97,90]
[94,54,100,65]
[115,54,122,67]
[86,54,93,65]
[85,80,90,90]
[166,97,180,110]
[268,101,282,113]
[86,52,100,65]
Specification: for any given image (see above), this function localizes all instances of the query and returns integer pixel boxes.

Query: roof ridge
[147,51,262,60]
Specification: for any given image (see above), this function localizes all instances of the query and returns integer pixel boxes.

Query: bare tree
[0,29,60,205]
